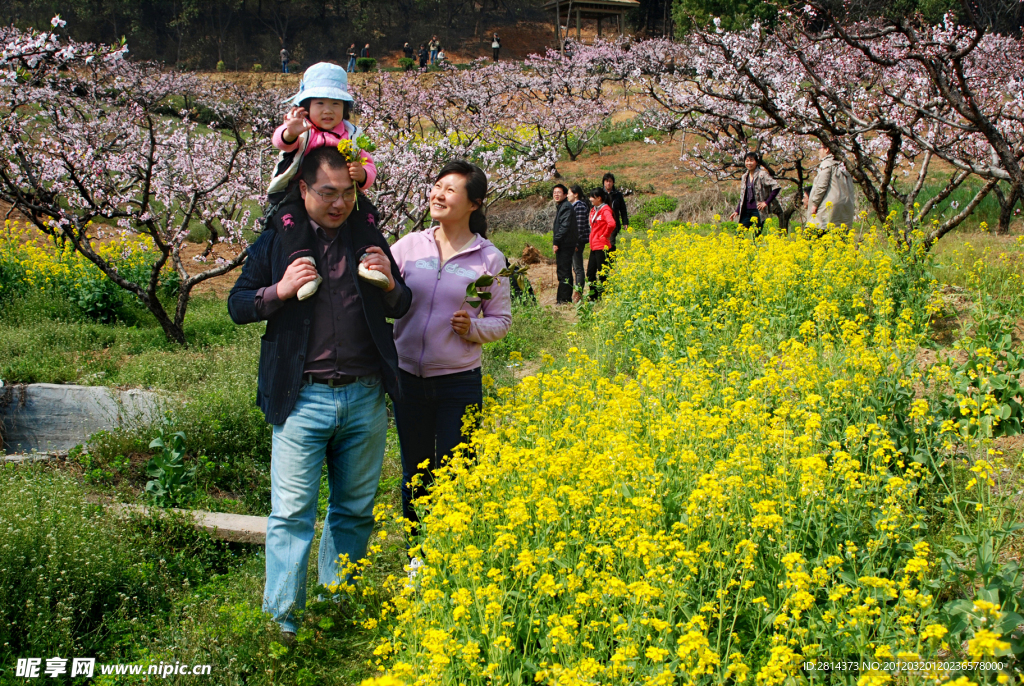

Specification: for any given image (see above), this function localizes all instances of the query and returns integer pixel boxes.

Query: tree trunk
[993,183,1020,235]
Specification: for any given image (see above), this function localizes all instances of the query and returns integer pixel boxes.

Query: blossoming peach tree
[0,18,274,343]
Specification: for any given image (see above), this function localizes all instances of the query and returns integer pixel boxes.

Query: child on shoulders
[266,62,383,299]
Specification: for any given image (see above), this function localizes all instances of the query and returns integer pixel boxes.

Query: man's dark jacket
[552,199,579,249]
[608,188,629,247]
[228,198,412,425]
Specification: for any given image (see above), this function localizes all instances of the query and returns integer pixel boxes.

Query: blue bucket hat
[284,62,354,105]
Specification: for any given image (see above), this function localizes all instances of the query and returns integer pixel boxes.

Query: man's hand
[277,258,319,300]
[282,106,312,143]
[756,201,768,211]
[451,310,471,336]
[810,205,818,215]
[348,162,368,187]
[729,211,739,221]
[553,244,559,252]
[361,246,395,292]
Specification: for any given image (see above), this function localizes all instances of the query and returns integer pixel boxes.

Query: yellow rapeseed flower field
[355,225,1018,685]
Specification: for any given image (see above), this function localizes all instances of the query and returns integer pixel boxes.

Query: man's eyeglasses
[309,185,357,204]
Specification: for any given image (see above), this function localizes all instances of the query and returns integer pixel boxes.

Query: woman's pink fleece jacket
[390,228,512,378]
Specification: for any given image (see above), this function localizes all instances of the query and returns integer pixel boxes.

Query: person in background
[429,36,441,65]
[280,47,290,73]
[586,187,614,301]
[389,160,511,545]
[602,172,628,252]
[729,151,780,236]
[403,42,414,60]
[346,44,358,73]
[491,33,501,62]
[807,142,855,231]
[418,44,429,69]
[567,185,590,303]
[551,184,578,305]
[360,43,370,59]
[437,47,447,64]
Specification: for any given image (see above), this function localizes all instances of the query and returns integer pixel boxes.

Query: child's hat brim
[282,62,355,105]
[282,86,354,105]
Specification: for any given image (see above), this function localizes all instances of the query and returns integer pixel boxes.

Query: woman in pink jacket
[586,187,615,300]
[389,160,511,532]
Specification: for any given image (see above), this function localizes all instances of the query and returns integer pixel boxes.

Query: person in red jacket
[587,187,615,301]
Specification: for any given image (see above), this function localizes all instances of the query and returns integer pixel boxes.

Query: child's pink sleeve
[273,124,300,152]
[358,150,377,190]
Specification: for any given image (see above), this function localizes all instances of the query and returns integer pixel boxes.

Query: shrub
[398,57,416,72]
[629,194,678,229]
[356,57,377,72]
[251,63,262,72]
[216,60,227,72]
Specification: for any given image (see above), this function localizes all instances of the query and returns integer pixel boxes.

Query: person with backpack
[551,184,578,305]
[807,142,855,230]
[491,33,501,62]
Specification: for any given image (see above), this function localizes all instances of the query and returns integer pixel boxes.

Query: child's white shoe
[296,256,322,301]
[358,261,391,289]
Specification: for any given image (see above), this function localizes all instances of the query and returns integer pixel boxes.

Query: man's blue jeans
[347,57,357,72]
[263,376,387,633]
[430,49,438,65]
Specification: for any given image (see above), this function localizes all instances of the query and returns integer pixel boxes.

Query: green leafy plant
[216,60,227,72]
[939,310,1024,438]
[251,63,262,72]
[399,57,416,71]
[146,430,205,508]
[630,194,679,229]
[356,57,376,73]
[463,265,528,309]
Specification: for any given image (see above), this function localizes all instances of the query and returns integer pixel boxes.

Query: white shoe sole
[296,275,322,300]
[295,256,321,301]
[358,263,391,289]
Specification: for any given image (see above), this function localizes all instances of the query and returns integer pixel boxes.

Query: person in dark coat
[603,172,628,252]
[403,42,414,59]
[227,146,412,642]
[551,184,578,305]
[418,44,429,69]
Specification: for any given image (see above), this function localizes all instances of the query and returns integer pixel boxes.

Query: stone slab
[1,453,58,463]
[103,502,267,545]
[0,383,161,453]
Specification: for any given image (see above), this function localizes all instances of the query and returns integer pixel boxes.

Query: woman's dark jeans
[739,208,762,235]
[586,249,608,301]
[394,367,483,530]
